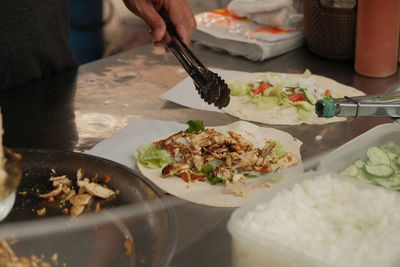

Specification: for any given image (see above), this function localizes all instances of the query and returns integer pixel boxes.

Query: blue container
[69,0,104,64]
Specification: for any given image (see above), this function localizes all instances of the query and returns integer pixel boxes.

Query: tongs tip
[160,12,230,109]
[195,69,230,109]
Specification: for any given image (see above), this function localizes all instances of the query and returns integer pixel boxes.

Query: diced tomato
[190,172,206,181]
[325,89,331,97]
[259,166,271,173]
[166,144,175,155]
[251,82,272,95]
[288,93,306,102]
[181,172,190,183]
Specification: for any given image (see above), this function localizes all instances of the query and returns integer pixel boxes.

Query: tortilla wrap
[137,120,303,207]
[223,72,365,125]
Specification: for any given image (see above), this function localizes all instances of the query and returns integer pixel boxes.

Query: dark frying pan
[0,149,177,267]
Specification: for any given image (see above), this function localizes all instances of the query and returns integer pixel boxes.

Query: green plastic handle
[315,99,337,118]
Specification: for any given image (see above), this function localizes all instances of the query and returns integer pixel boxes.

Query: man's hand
[123,0,197,46]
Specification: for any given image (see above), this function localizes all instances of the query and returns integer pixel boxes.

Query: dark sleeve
[0,0,78,91]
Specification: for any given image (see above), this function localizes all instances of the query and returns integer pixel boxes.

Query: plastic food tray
[318,123,400,175]
[227,170,400,267]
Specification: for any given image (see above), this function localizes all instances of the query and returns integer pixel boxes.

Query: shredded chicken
[69,193,92,207]
[39,175,72,199]
[124,238,134,256]
[39,185,63,199]
[36,207,46,216]
[69,193,93,218]
[0,238,54,267]
[38,169,116,218]
[49,175,71,187]
[76,181,115,199]
[156,128,299,186]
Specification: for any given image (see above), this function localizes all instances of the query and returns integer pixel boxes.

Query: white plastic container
[319,123,400,174]
[227,170,400,267]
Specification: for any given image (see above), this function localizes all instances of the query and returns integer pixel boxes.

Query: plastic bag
[192,9,304,61]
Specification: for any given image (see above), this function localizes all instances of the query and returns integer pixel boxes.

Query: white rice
[237,174,400,267]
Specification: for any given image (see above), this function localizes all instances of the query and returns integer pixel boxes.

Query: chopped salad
[228,70,339,121]
[135,120,299,185]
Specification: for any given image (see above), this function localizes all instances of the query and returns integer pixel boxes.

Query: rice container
[227,170,400,267]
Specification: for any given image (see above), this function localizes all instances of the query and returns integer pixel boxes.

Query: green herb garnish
[201,164,226,185]
[201,164,214,175]
[206,175,226,185]
[185,120,205,133]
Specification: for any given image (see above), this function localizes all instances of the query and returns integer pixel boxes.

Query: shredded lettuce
[134,144,173,169]
[296,101,314,121]
[228,81,253,96]
[264,141,287,161]
[242,83,288,110]
[272,141,286,158]
[270,83,285,102]
[254,96,280,110]
[230,69,324,121]
[185,120,205,133]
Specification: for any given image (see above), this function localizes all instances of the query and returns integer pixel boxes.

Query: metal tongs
[161,13,230,108]
[316,90,400,118]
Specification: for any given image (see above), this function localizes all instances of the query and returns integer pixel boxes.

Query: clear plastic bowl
[227,170,400,267]
[318,123,400,175]
[0,192,16,221]
[0,148,22,221]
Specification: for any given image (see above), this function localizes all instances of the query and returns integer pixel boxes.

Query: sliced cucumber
[368,177,393,188]
[353,159,366,169]
[300,88,318,105]
[340,164,359,177]
[364,164,394,178]
[357,168,371,182]
[381,141,400,154]
[383,150,398,161]
[366,146,391,166]
[389,174,400,187]
[338,142,400,190]
[383,151,400,169]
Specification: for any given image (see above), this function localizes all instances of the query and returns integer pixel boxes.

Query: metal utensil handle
[346,91,400,103]
[161,11,205,69]
[166,31,205,69]
[160,10,207,86]
[166,36,197,74]
[165,34,208,88]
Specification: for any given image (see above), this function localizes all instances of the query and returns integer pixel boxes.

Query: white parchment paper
[88,118,187,170]
[159,68,248,112]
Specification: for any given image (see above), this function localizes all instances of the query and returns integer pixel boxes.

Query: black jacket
[0,0,78,91]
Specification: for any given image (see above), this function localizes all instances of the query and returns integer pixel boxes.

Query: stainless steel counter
[0,43,399,266]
